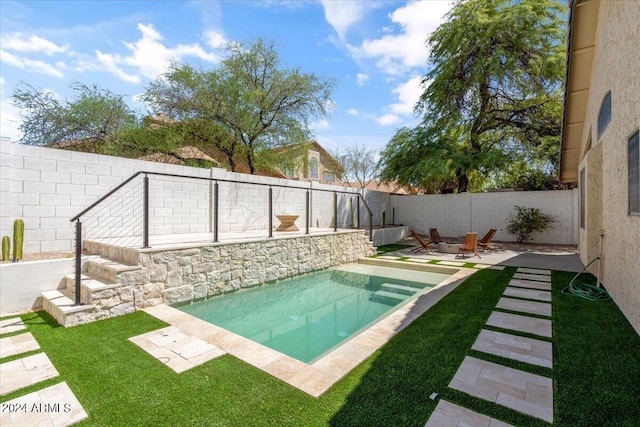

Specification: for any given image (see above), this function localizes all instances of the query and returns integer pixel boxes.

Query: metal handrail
[69,170,374,305]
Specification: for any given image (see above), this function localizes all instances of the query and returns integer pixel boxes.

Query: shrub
[505,206,554,243]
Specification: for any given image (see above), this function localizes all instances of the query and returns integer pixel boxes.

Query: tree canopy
[331,142,379,188]
[12,82,136,146]
[141,39,337,173]
[379,0,566,193]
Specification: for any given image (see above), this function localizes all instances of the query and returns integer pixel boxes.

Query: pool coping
[142,261,476,397]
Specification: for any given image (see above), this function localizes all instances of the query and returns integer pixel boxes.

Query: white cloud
[347,1,452,75]
[356,73,369,86]
[0,33,68,56]
[96,23,221,83]
[389,76,423,116]
[346,108,360,116]
[0,96,22,141]
[311,119,330,130]
[376,113,401,126]
[320,0,369,39]
[0,49,65,77]
[204,30,227,49]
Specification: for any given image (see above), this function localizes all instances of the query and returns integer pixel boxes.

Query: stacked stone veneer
[63,231,375,326]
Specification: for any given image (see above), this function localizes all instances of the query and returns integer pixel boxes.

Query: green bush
[505,205,554,243]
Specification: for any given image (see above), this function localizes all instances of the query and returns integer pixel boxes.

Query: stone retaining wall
[88,231,375,322]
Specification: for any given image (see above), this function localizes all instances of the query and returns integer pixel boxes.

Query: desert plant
[2,236,9,261]
[505,206,554,243]
[13,219,24,261]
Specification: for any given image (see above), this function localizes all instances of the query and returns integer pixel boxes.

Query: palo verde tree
[332,142,379,188]
[379,0,566,193]
[142,38,336,174]
[12,82,137,147]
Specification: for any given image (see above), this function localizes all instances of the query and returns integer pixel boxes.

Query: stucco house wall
[575,0,640,334]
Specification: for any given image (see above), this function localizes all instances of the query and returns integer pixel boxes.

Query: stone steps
[41,290,97,328]
[85,257,143,283]
[380,283,420,295]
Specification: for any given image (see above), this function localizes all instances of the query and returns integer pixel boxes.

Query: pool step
[372,290,409,303]
[381,283,420,295]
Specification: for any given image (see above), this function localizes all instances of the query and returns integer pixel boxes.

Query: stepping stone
[0,353,60,396]
[486,311,552,338]
[378,255,401,260]
[471,329,553,368]
[0,381,88,427]
[406,258,432,264]
[487,265,506,270]
[449,356,553,423]
[0,333,40,358]
[473,264,491,269]
[496,297,552,317]
[517,268,551,275]
[424,399,514,427]
[504,287,551,302]
[512,273,551,282]
[509,279,551,291]
[130,326,225,373]
[438,261,467,267]
[0,318,26,335]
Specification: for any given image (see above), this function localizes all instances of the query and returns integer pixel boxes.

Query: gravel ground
[1,251,74,263]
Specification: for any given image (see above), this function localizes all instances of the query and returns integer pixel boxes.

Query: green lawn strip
[326,268,515,426]
[552,271,640,426]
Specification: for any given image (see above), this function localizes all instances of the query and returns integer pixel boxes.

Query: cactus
[13,219,24,261]
[1,236,9,261]
[382,210,386,227]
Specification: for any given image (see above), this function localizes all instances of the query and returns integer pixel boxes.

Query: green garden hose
[561,256,611,301]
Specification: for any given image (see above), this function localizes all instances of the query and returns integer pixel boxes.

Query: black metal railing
[70,171,374,306]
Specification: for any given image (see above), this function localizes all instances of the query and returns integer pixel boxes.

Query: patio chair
[410,230,435,253]
[457,232,480,259]
[429,228,444,243]
[478,228,497,251]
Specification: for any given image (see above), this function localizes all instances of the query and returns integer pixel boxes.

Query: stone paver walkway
[0,353,60,396]
[471,329,553,368]
[426,267,555,425]
[0,318,26,335]
[129,326,225,373]
[0,382,88,427]
[449,356,553,423]
[425,400,514,427]
[496,297,552,317]
[0,332,40,358]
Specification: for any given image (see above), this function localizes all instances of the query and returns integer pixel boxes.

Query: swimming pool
[175,263,451,363]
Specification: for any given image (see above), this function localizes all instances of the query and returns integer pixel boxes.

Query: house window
[597,91,611,140]
[629,131,640,216]
[324,171,335,183]
[580,167,586,228]
[309,157,318,179]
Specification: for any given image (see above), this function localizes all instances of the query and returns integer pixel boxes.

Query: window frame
[309,157,318,179]
[597,91,612,140]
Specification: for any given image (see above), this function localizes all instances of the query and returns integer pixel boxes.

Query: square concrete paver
[487,265,506,270]
[130,326,225,373]
[0,333,40,359]
[517,268,551,275]
[509,279,552,291]
[473,264,491,269]
[438,261,467,267]
[472,329,553,368]
[449,356,553,423]
[424,399,514,427]
[486,311,552,338]
[0,318,26,335]
[512,273,551,282]
[406,258,432,264]
[0,353,60,396]
[496,297,552,317]
[504,287,552,302]
[0,381,88,427]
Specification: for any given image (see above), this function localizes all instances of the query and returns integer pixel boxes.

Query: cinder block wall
[394,189,578,244]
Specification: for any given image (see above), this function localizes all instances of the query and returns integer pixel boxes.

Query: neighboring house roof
[344,180,416,195]
[307,141,346,174]
[560,0,600,182]
[174,146,220,165]
[138,153,185,165]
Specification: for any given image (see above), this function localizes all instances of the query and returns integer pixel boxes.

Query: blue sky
[0,0,454,152]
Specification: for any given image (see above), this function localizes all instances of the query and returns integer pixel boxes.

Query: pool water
[176,263,451,363]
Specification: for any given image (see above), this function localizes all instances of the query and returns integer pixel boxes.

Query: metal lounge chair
[410,230,435,253]
[478,228,497,251]
[457,232,480,258]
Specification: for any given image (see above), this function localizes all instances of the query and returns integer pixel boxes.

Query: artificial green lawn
[2,267,639,426]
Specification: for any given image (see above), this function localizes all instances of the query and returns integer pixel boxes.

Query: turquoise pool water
[176,263,451,363]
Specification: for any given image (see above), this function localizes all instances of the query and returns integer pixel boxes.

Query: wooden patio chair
[410,230,435,253]
[477,228,497,251]
[429,228,444,243]
[457,232,480,259]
